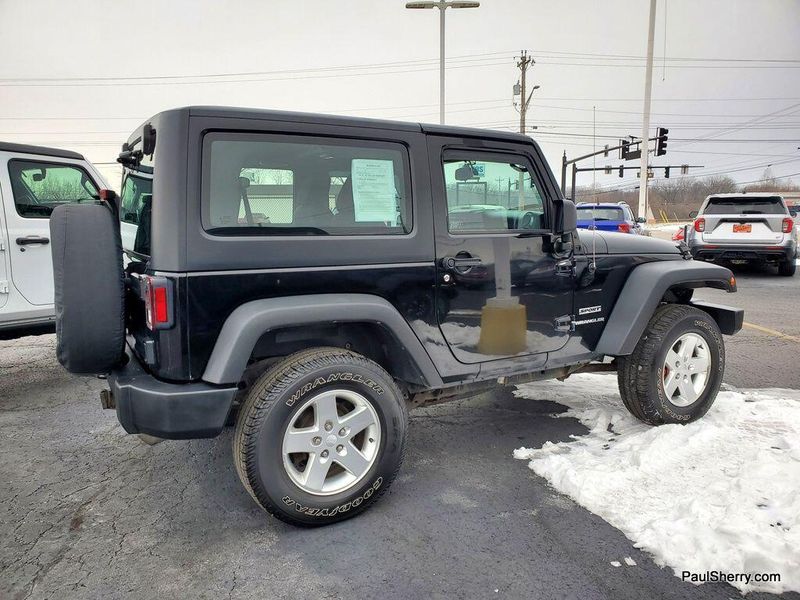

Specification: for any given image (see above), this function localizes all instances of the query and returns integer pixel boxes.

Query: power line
[0,51,514,83]
[0,55,514,88]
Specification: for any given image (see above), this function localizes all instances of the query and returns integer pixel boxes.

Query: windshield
[8,160,98,218]
[704,196,785,215]
[577,207,624,221]
[120,172,153,257]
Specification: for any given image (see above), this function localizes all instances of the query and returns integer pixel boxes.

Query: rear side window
[7,160,98,218]
[202,133,412,236]
[704,196,785,215]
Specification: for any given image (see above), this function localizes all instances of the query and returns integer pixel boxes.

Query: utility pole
[515,51,538,134]
[638,0,657,221]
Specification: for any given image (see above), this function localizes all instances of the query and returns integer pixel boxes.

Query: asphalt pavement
[695,261,800,389]
[3,272,799,600]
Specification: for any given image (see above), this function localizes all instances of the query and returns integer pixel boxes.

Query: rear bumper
[109,351,237,439]
[690,242,795,262]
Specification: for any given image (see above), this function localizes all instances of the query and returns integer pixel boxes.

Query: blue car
[576,201,645,234]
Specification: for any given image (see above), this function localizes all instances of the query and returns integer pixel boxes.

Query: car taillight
[617,223,631,233]
[782,217,793,233]
[694,218,705,232]
[142,276,173,330]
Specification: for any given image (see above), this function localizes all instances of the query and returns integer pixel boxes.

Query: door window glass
[8,160,98,218]
[442,157,545,233]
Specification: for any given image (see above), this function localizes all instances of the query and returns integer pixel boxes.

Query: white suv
[686,192,797,276]
[0,142,109,338]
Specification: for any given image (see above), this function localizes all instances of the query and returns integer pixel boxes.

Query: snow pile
[647,221,689,232]
[513,374,800,595]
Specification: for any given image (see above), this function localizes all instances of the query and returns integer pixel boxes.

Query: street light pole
[439,6,445,125]
[406,1,480,125]
[638,0,657,221]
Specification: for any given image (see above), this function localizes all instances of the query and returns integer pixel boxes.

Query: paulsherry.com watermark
[682,571,781,586]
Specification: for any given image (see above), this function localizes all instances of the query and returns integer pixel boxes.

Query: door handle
[16,236,50,246]
[442,255,482,270]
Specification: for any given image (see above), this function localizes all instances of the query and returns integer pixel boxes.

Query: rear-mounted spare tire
[50,203,126,374]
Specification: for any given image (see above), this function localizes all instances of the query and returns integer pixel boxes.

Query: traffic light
[664,166,670,178]
[618,165,624,178]
[619,139,630,160]
[656,127,669,156]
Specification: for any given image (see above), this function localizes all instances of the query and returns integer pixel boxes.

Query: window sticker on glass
[351,159,397,224]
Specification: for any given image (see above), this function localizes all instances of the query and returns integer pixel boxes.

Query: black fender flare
[595,260,737,356]
[201,293,443,387]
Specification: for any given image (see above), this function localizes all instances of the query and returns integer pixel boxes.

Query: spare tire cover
[50,203,126,374]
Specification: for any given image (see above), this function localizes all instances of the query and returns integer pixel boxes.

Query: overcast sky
[1,0,799,191]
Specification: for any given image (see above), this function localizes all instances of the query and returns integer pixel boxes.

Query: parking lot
[1,264,798,600]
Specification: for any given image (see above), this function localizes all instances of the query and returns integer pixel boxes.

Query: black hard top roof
[0,141,84,160]
[177,105,531,144]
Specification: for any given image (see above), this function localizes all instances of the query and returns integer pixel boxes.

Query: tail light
[694,218,705,232]
[782,217,793,233]
[617,223,631,233]
[142,276,173,330]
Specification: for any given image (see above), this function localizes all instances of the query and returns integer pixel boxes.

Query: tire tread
[232,347,407,527]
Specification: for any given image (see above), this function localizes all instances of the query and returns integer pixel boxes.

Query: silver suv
[686,192,797,276]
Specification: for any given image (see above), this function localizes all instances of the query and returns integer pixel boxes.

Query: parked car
[0,142,108,339]
[51,107,742,526]
[576,201,645,234]
[686,193,797,276]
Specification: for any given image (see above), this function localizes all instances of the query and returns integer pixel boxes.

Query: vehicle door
[427,135,575,364]
[0,180,8,310]
[1,158,100,305]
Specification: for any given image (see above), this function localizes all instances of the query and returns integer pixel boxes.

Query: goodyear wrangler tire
[617,304,724,425]
[50,203,125,374]
[233,347,408,526]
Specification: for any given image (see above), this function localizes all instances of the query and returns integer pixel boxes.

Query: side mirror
[636,216,646,223]
[689,210,698,218]
[142,123,157,156]
[553,198,577,235]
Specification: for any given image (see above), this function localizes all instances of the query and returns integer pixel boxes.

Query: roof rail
[0,141,85,160]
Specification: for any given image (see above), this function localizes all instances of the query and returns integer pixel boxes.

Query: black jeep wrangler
[51,107,742,526]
